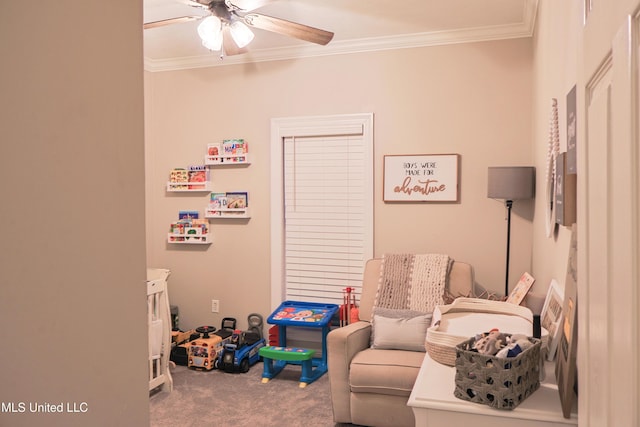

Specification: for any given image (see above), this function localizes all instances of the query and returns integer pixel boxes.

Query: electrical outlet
[211,299,220,313]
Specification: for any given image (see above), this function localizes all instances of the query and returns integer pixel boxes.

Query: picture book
[207,143,221,156]
[506,272,535,305]
[222,139,248,155]
[170,168,188,182]
[209,193,227,207]
[169,168,189,189]
[187,166,207,189]
[226,192,248,209]
[178,210,199,220]
[541,279,564,360]
[170,218,208,236]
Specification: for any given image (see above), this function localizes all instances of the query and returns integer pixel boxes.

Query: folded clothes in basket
[471,329,534,358]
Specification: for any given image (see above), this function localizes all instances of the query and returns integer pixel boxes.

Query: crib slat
[147,269,173,393]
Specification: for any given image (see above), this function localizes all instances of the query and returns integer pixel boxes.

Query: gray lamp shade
[487,166,535,200]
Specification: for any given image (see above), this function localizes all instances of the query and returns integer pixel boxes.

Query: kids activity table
[260,300,339,387]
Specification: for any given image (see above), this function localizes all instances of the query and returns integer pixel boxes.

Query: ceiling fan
[144,0,334,56]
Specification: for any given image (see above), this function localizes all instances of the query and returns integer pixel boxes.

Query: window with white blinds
[270,114,373,307]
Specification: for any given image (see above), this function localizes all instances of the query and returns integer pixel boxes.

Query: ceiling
[143,0,538,71]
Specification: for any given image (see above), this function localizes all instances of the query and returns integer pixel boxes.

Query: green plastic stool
[259,346,316,388]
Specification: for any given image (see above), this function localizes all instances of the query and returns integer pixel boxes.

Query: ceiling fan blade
[192,0,214,6]
[189,0,274,10]
[222,25,248,56]
[143,16,201,30]
[230,0,277,12]
[181,0,209,9]
[243,13,334,45]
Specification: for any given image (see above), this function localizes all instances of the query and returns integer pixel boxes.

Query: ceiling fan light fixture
[229,21,255,48]
[198,16,223,51]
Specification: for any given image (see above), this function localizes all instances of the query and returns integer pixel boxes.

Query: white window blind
[283,134,371,305]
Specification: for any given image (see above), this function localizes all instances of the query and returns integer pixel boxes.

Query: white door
[581,14,640,427]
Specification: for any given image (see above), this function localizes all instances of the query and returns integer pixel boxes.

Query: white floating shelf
[167,233,212,244]
[205,154,250,166]
[205,207,250,219]
[166,182,211,192]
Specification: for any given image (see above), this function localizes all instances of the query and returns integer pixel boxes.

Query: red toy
[339,287,359,326]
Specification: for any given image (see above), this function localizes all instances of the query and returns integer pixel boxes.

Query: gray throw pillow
[370,309,432,352]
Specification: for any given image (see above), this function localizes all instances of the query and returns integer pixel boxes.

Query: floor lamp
[487,166,535,297]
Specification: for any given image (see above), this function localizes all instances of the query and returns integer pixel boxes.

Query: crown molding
[144,0,538,72]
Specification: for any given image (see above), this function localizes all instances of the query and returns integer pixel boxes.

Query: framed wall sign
[383,154,460,202]
[556,224,578,419]
[566,85,577,174]
[555,152,576,226]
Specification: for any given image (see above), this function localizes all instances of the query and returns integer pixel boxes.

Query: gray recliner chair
[327,258,474,427]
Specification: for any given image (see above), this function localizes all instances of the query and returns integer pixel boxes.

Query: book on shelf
[207,192,248,216]
[206,140,249,164]
[226,192,248,209]
[170,168,188,181]
[209,193,227,208]
[178,210,199,220]
[222,139,248,155]
[187,165,208,189]
[170,217,208,234]
[207,193,226,216]
[207,143,221,156]
[169,168,189,189]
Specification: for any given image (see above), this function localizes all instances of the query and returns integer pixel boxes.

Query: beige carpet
[150,362,351,427]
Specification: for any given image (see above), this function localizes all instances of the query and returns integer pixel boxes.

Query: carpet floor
[150,362,353,427]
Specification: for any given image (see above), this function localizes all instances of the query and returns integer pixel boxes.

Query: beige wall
[145,38,534,330]
[529,0,580,297]
[0,2,148,427]
[531,0,640,304]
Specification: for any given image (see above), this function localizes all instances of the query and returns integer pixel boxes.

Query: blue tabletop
[267,301,339,327]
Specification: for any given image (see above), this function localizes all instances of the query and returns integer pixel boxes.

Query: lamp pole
[504,199,513,297]
[487,166,535,298]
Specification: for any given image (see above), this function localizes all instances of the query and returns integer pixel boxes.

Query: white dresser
[408,353,578,427]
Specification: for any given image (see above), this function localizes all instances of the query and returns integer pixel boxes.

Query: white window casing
[270,114,374,309]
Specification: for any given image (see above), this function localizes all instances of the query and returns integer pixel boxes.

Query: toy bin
[453,336,541,410]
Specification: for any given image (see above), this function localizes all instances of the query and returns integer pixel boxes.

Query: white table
[408,353,578,427]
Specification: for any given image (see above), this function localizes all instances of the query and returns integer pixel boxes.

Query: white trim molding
[144,1,538,72]
[270,113,374,310]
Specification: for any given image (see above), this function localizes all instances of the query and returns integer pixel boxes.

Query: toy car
[170,329,198,366]
[216,329,266,373]
[187,318,237,371]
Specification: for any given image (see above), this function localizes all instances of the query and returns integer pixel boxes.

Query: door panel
[582,15,639,427]
[584,61,611,427]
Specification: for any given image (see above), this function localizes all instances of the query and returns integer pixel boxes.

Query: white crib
[147,268,173,393]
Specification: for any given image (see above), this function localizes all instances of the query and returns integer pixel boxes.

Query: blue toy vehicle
[216,329,266,373]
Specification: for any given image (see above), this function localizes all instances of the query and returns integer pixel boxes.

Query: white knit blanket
[374,253,452,313]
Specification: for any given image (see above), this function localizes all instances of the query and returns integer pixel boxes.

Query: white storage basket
[425,298,547,366]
